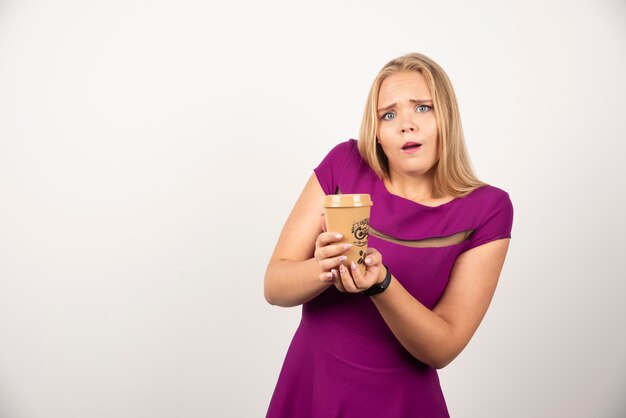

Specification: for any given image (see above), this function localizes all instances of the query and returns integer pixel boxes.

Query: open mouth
[402,142,422,150]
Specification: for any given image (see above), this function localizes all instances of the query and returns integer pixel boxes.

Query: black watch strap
[361,265,392,297]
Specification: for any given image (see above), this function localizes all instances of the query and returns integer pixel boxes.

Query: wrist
[361,265,392,297]
[376,265,387,284]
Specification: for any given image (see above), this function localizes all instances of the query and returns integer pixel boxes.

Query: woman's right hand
[265,175,352,306]
[314,231,352,289]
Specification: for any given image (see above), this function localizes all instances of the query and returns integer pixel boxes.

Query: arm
[339,238,510,368]
[264,174,349,307]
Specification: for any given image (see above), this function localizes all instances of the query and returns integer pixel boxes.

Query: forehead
[378,71,432,104]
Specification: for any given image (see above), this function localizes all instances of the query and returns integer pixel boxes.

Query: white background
[1,0,625,417]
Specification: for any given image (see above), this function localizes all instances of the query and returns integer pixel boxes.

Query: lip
[401,141,422,154]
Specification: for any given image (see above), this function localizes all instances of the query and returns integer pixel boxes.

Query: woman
[264,52,513,417]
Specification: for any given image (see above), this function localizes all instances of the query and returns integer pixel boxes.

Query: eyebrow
[377,99,433,114]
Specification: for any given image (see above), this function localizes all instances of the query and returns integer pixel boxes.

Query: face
[376,71,439,178]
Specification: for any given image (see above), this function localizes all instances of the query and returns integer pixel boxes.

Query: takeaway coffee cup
[323,194,373,276]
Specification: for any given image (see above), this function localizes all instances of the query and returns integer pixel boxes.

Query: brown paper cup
[323,194,373,276]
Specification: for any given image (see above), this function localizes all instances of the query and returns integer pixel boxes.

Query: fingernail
[335,233,343,239]
[343,243,352,250]
[365,257,372,264]
[331,269,338,279]
[339,264,346,273]
[325,272,333,281]
[339,256,347,262]
[351,261,357,271]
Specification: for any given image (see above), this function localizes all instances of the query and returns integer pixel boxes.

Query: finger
[350,261,372,290]
[319,271,334,283]
[331,269,346,292]
[364,248,382,267]
[318,254,348,272]
[316,243,352,264]
[338,263,358,293]
[316,232,344,248]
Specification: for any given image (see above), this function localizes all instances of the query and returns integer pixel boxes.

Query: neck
[385,169,437,203]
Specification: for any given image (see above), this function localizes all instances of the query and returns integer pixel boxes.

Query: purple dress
[266,139,514,418]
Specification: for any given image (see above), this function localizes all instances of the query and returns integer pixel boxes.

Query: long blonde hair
[357,53,484,197]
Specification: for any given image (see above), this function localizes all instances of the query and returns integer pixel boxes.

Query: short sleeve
[313,140,356,195]
[465,190,514,251]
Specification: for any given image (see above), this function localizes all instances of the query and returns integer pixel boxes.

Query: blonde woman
[264,53,513,418]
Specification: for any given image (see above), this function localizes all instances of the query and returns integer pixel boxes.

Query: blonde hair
[357,52,484,198]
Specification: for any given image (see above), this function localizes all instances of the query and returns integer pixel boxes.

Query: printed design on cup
[351,217,370,248]
[357,250,366,266]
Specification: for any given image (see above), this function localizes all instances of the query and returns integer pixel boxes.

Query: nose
[400,117,418,134]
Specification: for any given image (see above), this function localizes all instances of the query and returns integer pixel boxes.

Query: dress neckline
[379,178,462,209]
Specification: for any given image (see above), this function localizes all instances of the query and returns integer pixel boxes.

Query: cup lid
[323,194,373,208]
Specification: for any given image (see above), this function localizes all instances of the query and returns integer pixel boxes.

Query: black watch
[361,265,392,297]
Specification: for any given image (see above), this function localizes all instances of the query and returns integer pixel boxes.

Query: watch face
[370,285,384,295]
[362,283,384,296]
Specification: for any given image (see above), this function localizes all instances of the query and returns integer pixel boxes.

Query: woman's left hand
[334,247,386,293]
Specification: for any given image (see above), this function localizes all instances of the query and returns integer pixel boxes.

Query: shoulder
[453,184,513,226]
[323,138,359,161]
[466,184,513,230]
[314,139,366,195]
[315,138,364,173]
[463,185,512,209]
[454,185,514,251]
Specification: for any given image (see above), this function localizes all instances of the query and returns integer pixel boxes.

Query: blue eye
[382,112,396,120]
[416,105,431,113]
